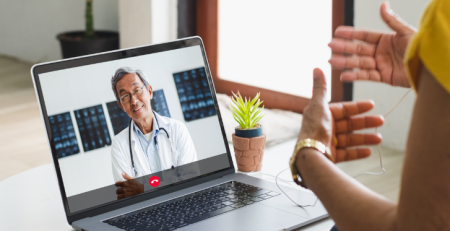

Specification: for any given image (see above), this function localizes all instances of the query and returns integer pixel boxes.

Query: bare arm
[296,66,450,230]
[397,66,450,230]
[296,149,397,230]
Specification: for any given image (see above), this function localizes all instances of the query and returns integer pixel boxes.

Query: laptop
[30,37,328,231]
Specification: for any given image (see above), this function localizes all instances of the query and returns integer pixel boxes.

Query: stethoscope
[128,111,174,177]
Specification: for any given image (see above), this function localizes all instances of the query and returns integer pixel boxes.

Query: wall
[353,0,430,151]
[118,0,177,49]
[0,0,118,63]
[39,46,227,197]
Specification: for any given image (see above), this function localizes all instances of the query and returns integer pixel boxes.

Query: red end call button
[149,176,160,187]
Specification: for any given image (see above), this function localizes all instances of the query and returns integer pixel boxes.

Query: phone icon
[149,176,161,187]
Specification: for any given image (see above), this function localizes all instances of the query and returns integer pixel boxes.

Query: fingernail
[385,1,395,15]
[122,172,125,176]
[387,9,395,16]
[313,68,321,79]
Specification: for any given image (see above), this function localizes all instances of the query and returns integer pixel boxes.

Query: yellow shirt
[404,0,450,93]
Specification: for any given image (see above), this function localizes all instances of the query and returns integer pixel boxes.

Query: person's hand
[115,172,144,199]
[298,68,383,163]
[328,1,416,87]
[329,101,383,163]
[298,68,334,150]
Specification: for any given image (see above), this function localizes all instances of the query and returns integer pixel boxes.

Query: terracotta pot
[232,133,266,172]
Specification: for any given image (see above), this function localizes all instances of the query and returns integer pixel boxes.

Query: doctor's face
[116,73,153,122]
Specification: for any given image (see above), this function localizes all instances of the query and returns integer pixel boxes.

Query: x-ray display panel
[106,89,170,135]
[151,89,171,118]
[74,105,111,152]
[106,101,130,135]
[49,112,80,159]
[173,67,216,122]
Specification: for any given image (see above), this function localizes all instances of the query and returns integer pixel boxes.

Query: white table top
[0,140,334,231]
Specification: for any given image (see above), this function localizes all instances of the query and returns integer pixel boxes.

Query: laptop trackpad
[179,203,308,231]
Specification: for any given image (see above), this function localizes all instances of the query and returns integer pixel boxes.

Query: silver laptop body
[31,37,328,231]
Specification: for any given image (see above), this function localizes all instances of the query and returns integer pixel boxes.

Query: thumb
[380,1,415,34]
[312,68,327,104]
[122,172,134,180]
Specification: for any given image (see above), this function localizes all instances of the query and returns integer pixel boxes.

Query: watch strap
[289,138,334,188]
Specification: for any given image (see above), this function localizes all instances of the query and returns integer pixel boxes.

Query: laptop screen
[34,41,231,214]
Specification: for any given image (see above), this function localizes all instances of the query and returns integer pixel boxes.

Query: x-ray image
[48,112,80,159]
[106,89,171,135]
[106,102,130,135]
[151,89,171,118]
[173,67,216,122]
[74,105,111,152]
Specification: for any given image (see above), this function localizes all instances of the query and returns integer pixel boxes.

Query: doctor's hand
[115,172,144,200]
[298,68,383,163]
[328,2,416,87]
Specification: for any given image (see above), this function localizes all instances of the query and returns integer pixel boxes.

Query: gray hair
[111,67,150,101]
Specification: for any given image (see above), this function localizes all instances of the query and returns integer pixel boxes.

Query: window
[197,0,347,113]
[218,0,332,100]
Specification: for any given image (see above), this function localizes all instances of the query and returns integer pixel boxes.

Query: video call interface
[38,45,230,213]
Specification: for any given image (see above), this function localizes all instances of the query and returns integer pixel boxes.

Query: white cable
[352,88,412,178]
[275,168,319,207]
[267,88,413,207]
[250,168,319,207]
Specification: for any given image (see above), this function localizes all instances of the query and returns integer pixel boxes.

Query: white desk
[0,139,335,231]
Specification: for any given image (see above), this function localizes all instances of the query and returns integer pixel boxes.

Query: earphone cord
[262,88,413,208]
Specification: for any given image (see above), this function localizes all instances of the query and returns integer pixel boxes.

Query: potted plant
[57,0,119,59]
[230,92,266,172]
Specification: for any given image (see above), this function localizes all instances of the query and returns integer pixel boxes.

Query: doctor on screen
[110,67,198,188]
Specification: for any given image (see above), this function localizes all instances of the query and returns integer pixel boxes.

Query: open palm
[328,2,416,87]
[329,100,383,163]
[297,69,384,163]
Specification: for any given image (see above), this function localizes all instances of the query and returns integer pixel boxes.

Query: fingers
[335,115,384,133]
[312,68,327,104]
[115,181,124,187]
[329,55,377,70]
[329,100,375,120]
[335,148,371,163]
[122,172,134,180]
[328,38,376,56]
[336,133,382,148]
[340,70,382,83]
[334,26,384,44]
[380,1,416,34]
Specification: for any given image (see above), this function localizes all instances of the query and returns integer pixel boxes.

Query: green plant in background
[230,92,265,129]
[85,0,94,39]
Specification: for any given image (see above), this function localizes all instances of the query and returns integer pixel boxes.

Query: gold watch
[289,138,334,188]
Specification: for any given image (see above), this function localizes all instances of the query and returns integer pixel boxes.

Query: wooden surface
[331,0,345,102]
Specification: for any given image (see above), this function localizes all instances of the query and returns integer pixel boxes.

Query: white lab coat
[111,112,197,182]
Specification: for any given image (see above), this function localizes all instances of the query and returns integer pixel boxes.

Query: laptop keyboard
[103,181,280,231]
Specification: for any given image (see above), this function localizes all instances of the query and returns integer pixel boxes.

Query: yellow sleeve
[404,0,450,94]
